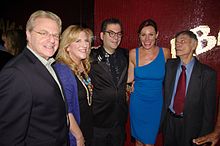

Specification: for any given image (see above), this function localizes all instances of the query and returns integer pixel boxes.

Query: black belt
[168,108,183,118]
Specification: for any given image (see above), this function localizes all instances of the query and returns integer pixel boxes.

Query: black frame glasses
[104,30,123,38]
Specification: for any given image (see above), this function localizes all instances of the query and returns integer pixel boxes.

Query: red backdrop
[94,0,220,145]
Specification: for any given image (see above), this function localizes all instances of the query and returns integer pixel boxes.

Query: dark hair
[5,29,27,55]
[175,30,198,41]
[101,18,122,32]
[0,30,4,45]
[138,19,158,34]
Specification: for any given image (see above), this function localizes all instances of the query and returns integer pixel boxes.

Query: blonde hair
[56,25,93,75]
[26,10,62,33]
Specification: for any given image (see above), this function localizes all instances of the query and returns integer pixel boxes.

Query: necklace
[76,72,93,106]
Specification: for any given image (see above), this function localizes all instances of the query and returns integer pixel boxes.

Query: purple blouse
[54,63,80,146]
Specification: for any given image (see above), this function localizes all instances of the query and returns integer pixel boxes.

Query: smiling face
[139,26,158,50]
[26,17,60,60]
[67,31,90,64]
[100,23,122,54]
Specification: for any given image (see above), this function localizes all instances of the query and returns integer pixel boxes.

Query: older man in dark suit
[0,10,69,146]
[161,30,217,146]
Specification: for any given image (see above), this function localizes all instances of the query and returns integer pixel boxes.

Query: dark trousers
[163,110,197,146]
[92,126,125,146]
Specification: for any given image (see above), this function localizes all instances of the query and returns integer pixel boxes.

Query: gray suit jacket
[161,57,217,145]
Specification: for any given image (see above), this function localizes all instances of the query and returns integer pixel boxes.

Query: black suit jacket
[89,46,128,128]
[161,57,217,145]
[0,48,69,146]
[0,49,13,70]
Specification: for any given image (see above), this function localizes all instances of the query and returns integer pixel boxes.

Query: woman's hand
[76,134,85,146]
[126,82,134,102]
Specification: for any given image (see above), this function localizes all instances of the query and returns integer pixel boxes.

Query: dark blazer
[161,57,217,145]
[89,46,128,128]
[0,48,69,146]
[0,49,13,70]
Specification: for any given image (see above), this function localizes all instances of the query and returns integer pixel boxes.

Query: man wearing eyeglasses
[90,18,128,146]
[0,10,69,146]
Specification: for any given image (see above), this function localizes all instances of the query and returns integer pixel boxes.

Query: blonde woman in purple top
[55,25,93,146]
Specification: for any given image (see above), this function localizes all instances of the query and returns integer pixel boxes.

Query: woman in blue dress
[127,19,170,146]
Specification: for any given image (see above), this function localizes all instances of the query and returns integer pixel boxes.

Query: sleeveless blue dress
[130,47,165,144]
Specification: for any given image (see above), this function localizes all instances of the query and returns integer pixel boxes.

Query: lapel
[92,47,116,86]
[166,58,180,106]
[117,64,127,86]
[98,61,112,78]
[96,47,112,78]
[184,59,202,110]
[23,48,64,101]
[91,47,128,87]
[116,53,128,87]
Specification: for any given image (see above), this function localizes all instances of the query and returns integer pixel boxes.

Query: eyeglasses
[104,31,123,38]
[33,30,60,40]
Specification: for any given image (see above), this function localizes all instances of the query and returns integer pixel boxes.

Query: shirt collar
[180,57,195,70]
[27,46,55,66]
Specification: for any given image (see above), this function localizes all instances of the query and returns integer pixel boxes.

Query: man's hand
[193,132,220,146]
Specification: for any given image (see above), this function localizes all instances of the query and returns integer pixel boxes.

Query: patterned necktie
[173,65,186,115]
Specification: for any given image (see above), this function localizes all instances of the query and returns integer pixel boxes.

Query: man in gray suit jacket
[161,30,217,146]
[0,10,69,146]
